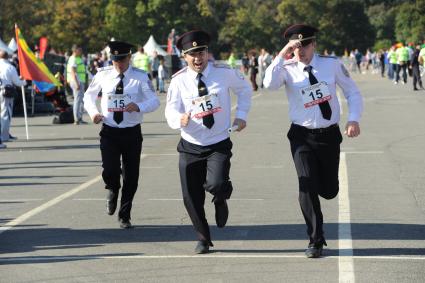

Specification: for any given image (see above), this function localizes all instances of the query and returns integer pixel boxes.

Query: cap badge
[114,51,118,55]
[298,34,303,40]
[192,41,197,47]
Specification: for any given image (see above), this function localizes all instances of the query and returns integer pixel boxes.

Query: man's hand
[344,121,360,138]
[180,112,191,127]
[279,40,301,59]
[93,113,104,124]
[232,118,247,132]
[125,102,140,113]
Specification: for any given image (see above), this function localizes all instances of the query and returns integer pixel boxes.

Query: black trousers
[100,124,143,221]
[287,124,342,244]
[412,65,423,89]
[178,138,233,245]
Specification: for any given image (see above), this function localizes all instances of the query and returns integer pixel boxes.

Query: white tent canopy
[143,35,167,56]
[0,37,14,55]
[8,38,17,52]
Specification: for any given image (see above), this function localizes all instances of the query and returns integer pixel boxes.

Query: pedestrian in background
[66,44,87,125]
[0,49,26,145]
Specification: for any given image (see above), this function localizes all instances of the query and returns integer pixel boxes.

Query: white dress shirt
[83,66,160,128]
[0,59,26,88]
[263,54,363,129]
[165,62,252,146]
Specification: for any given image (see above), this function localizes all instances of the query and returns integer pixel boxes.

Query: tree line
[0,0,423,58]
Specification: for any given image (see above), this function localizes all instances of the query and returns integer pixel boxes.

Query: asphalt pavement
[0,72,424,282]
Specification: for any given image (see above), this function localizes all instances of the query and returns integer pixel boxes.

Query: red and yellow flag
[15,24,61,86]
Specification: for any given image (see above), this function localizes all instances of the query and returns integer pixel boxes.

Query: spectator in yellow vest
[67,44,87,125]
[132,46,151,79]
[395,44,409,84]
[227,52,236,68]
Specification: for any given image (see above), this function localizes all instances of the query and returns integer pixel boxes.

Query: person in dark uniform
[83,41,160,228]
[264,24,363,258]
[165,30,252,253]
[410,45,424,91]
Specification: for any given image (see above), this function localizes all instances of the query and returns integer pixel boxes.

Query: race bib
[107,93,131,112]
[192,94,222,119]
[299,82,331,108]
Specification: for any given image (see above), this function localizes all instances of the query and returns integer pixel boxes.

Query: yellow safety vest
[67,55,86,83]
[133,52,150,72]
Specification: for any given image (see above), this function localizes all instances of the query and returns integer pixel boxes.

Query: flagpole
[20,86,29,140]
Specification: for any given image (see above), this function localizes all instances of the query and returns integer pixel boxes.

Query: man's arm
[229,69,252,131]
[165,79,185,129]
[335,60,363,137]
[263,40,300,90]
[83,72,103,123]
[136,74,160,113]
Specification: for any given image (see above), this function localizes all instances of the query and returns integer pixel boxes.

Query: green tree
[105,0,140,45]
[367,3,396,43]
[319,0,375,54]
[395,0,425,44]
[220,0,281,54]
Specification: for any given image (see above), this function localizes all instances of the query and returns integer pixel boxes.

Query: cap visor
[182,46,208,54]
[111,54,129,61]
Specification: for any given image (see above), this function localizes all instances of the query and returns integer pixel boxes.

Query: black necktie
[113,73,124,124]
[197,73,214,129]
[304,66,332,120]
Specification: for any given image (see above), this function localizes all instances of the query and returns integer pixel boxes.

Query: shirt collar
[111,65,132,79]
[297,53,318,73]
[187,63,211,81]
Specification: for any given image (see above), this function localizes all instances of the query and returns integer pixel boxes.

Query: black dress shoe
[119,219,132,229]
[194,240,210,254]
[106,190,118,215]
[305,241,327,258]
[214,199,229,228]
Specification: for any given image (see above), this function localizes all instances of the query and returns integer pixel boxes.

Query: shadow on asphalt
[0,223,423,261]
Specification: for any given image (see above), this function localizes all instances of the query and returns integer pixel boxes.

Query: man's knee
[204,179,233,200]
[319,184,339,200]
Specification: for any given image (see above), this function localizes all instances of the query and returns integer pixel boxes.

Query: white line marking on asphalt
[338,152,355,283]
[0,255,423,262]
[0,155,147,234]
[0,175,102,234]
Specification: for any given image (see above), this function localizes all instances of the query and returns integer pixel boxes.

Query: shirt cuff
[348,113,361,122]
[235,110,248,121]
[137,102,145,113]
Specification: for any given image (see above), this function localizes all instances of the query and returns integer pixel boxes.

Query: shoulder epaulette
[172,66,188,78]
[213,63,231,69]
[97,65,113,72]
[132,67,146,73]
[318,55,337,59]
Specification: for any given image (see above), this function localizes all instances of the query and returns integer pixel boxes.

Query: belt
[292,123,339,134]
[102,123,141,133]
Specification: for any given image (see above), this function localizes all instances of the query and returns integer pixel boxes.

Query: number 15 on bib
[300,82,331,108]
